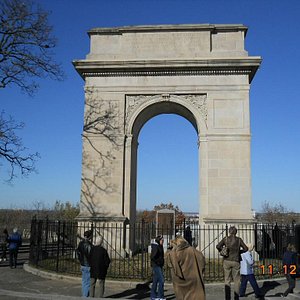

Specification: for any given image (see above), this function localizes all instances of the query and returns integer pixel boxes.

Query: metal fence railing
[29,217,300,282]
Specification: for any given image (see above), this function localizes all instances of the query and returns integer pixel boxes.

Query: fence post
[45,216,49,255]
[141,219,145,279]
[29,216,36,264]
[37,220,43,264]
[62,221,66,256]
[56,220,61,272]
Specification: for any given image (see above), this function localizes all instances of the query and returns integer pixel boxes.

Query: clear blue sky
[1,0,300,213]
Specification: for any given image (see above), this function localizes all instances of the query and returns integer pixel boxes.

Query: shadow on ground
[108,281,176,300]
[259,281,282,298]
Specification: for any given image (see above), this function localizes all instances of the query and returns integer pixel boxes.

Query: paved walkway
[0,259,299,299]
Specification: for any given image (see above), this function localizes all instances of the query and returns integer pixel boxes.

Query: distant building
[183,212,199,223]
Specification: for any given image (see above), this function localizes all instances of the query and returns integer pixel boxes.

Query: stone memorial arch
[73,24,261,225]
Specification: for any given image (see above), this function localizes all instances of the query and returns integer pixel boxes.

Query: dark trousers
[90,277,105,298]
[9,248,18,268]
[240,274,261,297]
[283,274,295,296]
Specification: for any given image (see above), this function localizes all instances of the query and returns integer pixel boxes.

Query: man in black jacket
[150,235,165,300]
[76,230,93,297]
[90,236,111,298]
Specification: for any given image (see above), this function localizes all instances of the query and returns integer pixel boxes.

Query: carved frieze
[125,94,207,128]
[171,94,207,124]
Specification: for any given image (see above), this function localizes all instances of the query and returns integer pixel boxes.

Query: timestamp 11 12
[260,264,297,275]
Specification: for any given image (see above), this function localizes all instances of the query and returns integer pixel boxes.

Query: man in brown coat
[216,226,248,300]
[166,236,205,300]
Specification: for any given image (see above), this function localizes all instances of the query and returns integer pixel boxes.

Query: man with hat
[76,230,93,297]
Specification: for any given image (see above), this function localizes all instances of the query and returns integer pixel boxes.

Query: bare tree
[0,111,40,181]
[154,202,185,225]
[0,0,64,181]
[136,202,186,225]
[53,200,79,221]
[0,0,63,94]
[258,201,296,224]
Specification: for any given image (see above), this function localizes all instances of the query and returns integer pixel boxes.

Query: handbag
[220,237,229,257]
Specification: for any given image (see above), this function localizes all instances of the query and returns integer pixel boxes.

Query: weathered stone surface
[73,24,261,224]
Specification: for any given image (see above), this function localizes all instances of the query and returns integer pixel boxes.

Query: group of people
[216,226,262,300]
[152,225,299,300]
[0,227,22,269]
[216,226,299,299]
[76,230,111,298]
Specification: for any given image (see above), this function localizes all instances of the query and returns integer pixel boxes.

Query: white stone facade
[73,24,261,224]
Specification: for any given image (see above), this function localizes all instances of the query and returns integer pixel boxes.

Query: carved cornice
[73,58,262,83]
[81,69,252,78]
[88,24,248,36]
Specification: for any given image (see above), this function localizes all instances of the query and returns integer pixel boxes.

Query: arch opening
[131,101,199,137]
[128,101,200,223]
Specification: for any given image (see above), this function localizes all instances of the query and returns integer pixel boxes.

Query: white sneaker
[0,259,2,262]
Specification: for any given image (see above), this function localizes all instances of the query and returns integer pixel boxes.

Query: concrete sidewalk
[0,260,299,299]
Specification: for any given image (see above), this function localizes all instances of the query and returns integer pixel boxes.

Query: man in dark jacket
[184,225,193,246]
[150,235,165,300]
[7,228,22,268]
[76,230,93,297]
[90,236,111,298]
[282,243,298,297]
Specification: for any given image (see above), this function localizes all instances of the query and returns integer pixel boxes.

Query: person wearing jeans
[76,230,93,297]
[150,235,165,300]
[81,265,91,297]
[240,243,262,298]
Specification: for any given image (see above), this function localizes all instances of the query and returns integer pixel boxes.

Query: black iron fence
[29,218,300,282]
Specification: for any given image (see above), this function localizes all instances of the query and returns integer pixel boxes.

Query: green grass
[32,255,285,283]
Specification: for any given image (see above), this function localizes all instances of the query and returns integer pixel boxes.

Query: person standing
[0,228,8,262]
[216,226,248,300]
[76,230,93,297]
[150,235,165,300]
[89,236,111,298]
[282,243,298,297]
[7,228,22,268]
[240,243,262,298]
[166,236,206,300]
[184,225,193,246]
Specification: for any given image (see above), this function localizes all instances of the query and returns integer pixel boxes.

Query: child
[240,243,262,298]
